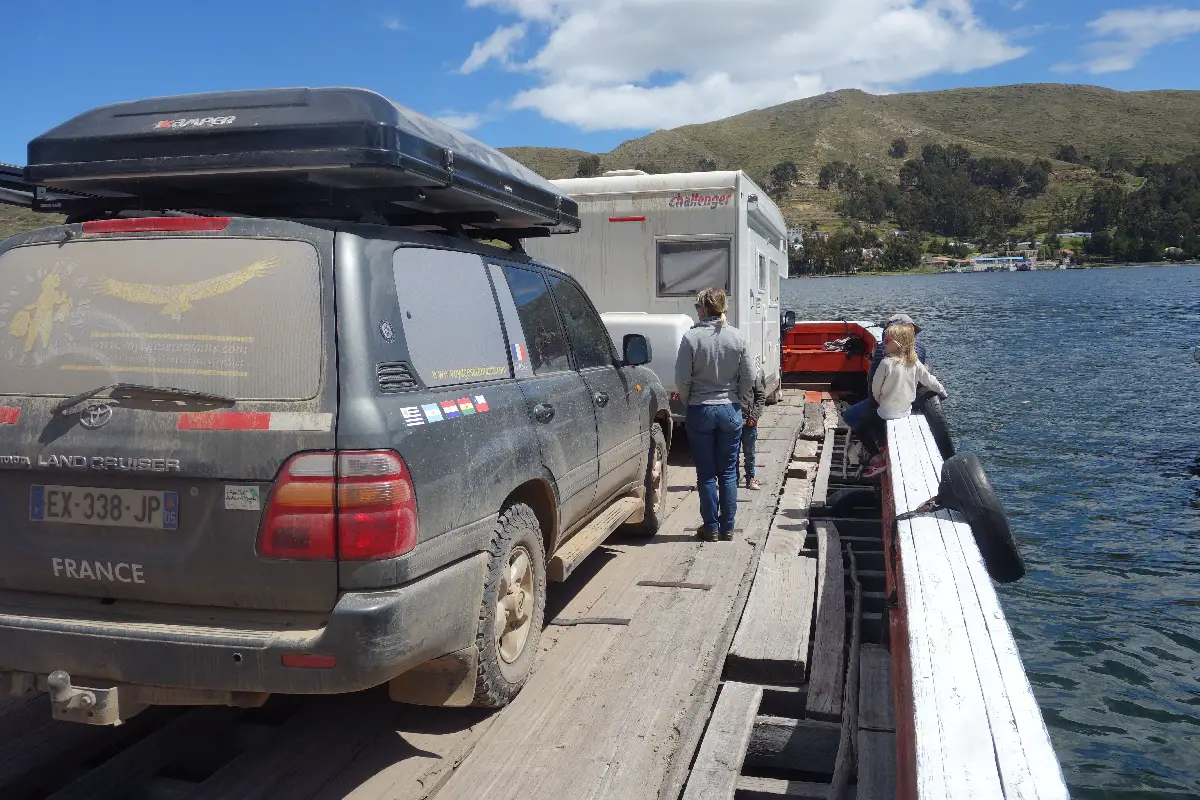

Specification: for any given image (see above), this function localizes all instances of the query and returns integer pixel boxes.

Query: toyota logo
[79,404,114,430]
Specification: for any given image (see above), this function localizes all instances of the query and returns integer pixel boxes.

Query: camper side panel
[527,187,739,319]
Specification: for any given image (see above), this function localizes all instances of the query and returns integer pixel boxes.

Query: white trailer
[527,170,788,418]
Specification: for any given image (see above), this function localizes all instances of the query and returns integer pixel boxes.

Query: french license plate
[29,485,179,530]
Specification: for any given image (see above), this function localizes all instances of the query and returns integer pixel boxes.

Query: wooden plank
[743,716,840,774]
[682,682,762,800]
[811,430,836,506]
[890,419,1005,800]
[434,404,806,800]
[910,420,1068,799]
[822,399,841,430]
[727,554,817,684]
[734,775,831,799]
[793,439,819,461]
[764,516,808,557]
[858,645,895,732]
[547,495,641,581]
[857,730,898,800]
[806,521,846,721]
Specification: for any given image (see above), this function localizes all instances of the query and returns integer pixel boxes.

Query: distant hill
[500,83,1200,229]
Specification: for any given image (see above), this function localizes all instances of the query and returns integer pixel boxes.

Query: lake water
[781,266,1200,799]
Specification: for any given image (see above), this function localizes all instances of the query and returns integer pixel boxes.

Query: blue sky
[3,0,1199,166]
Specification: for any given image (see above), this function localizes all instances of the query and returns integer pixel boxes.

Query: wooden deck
[884,415,1068,800]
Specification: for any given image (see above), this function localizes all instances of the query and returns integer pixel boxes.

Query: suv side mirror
[623,334,652,367]
[781,310,796,333]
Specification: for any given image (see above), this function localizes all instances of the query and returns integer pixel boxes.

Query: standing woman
[675,288,755,541]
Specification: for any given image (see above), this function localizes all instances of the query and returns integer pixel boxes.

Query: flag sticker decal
[440,400,461,419]
[401,407,425,427]
[473,395,490,413]
[458,398,476,415]
[422,403,444,423]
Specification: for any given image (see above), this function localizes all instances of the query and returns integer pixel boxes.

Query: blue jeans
[740,423,758,481]
[686,404,743,533]
[845,398,885,456]
[843,399,871,430]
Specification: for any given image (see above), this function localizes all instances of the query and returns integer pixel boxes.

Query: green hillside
[499,83,1200,230]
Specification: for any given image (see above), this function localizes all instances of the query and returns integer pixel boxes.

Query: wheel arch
[502,477,559,558]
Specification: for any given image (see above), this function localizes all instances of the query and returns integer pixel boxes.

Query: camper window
[758,254,768,294]
[656,239,731,297]
[769,259,780,306]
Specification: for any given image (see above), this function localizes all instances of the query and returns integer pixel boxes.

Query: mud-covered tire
[634,423,669,536]
[472,503,547,708]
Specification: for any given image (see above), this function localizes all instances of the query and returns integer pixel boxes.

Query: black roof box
[26,87,579,233]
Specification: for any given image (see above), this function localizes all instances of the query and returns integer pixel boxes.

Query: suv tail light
[257,450,418,561]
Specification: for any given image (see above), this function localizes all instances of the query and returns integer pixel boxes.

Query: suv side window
[392,248,510,387]
[547,275,615,370]
[501,266,571,375]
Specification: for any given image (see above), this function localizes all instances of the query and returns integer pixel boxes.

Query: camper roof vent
[602,169,649,177]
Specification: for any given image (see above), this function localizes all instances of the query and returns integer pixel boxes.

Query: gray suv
[0,88,672,723]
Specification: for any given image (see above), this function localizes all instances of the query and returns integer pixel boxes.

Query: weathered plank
[727,554,818,684]
[793,439,819,461]
[764,517,808,557]
[811,430,836,507]
[888,416,1069,800]
[858,644,895,733]
[759,685,807,719]
[806,521,846,722]
[743,716,841,774]
[434,405,806,800]
[734,776,831,799]
[822,399,841,430]
[857,730,898,800]
[682,682,762,800]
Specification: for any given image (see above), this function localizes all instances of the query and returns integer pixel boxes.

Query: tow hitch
[46,671,144,725]
[0,670,145,725]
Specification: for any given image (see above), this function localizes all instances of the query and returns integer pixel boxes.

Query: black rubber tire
[472,503,547,707]
[915,390,955,461]
[937,453,1025,584]
[634,423,669,536]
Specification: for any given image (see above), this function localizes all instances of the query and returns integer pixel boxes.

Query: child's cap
[885,313,921,334]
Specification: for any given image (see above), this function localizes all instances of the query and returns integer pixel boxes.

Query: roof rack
[11,87,578,237]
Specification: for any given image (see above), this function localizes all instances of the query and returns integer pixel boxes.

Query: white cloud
[382,15,404,30]
[459,23,527,73]
[436,111,486,131]
[461,0,1028,131]
[1055,6,1200,74]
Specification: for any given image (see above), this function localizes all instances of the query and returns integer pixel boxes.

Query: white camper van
[527,170,788,419]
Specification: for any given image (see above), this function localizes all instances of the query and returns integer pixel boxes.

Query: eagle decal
[94,254,279,321]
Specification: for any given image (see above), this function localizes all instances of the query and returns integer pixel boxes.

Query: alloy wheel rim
[495,545,535,664]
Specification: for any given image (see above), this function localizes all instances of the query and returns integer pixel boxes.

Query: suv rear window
[0,237,322,400]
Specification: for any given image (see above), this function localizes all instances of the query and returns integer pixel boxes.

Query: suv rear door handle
[593,392,609,408]
[532,403,555,424]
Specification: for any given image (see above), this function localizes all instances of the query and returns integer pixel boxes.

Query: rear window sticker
[473,395,490,412]
[0,407,19,424]
[379,320,396,342]
[401,407,425,427]
[457,398,476,415]
[2,263,93,366]
[421,403,444,422]
[440,400,461,419]
[428,365,507,382]
[224,484,261,511]
[95,254,277,321]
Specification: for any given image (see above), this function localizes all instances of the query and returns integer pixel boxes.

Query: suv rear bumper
[0,552,487,696]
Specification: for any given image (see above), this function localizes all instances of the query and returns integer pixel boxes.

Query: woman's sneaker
[863,454,888,478]
[746,477,761,491]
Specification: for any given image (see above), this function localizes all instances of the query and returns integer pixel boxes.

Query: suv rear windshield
[0,237,322,400]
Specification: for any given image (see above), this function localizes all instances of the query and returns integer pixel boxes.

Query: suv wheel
[473,502,547,707]
[634,423,668,536]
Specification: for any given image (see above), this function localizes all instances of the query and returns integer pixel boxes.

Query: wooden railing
[884,415,1068,799]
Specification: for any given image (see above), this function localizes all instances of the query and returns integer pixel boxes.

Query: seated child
[855,323,947,477]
